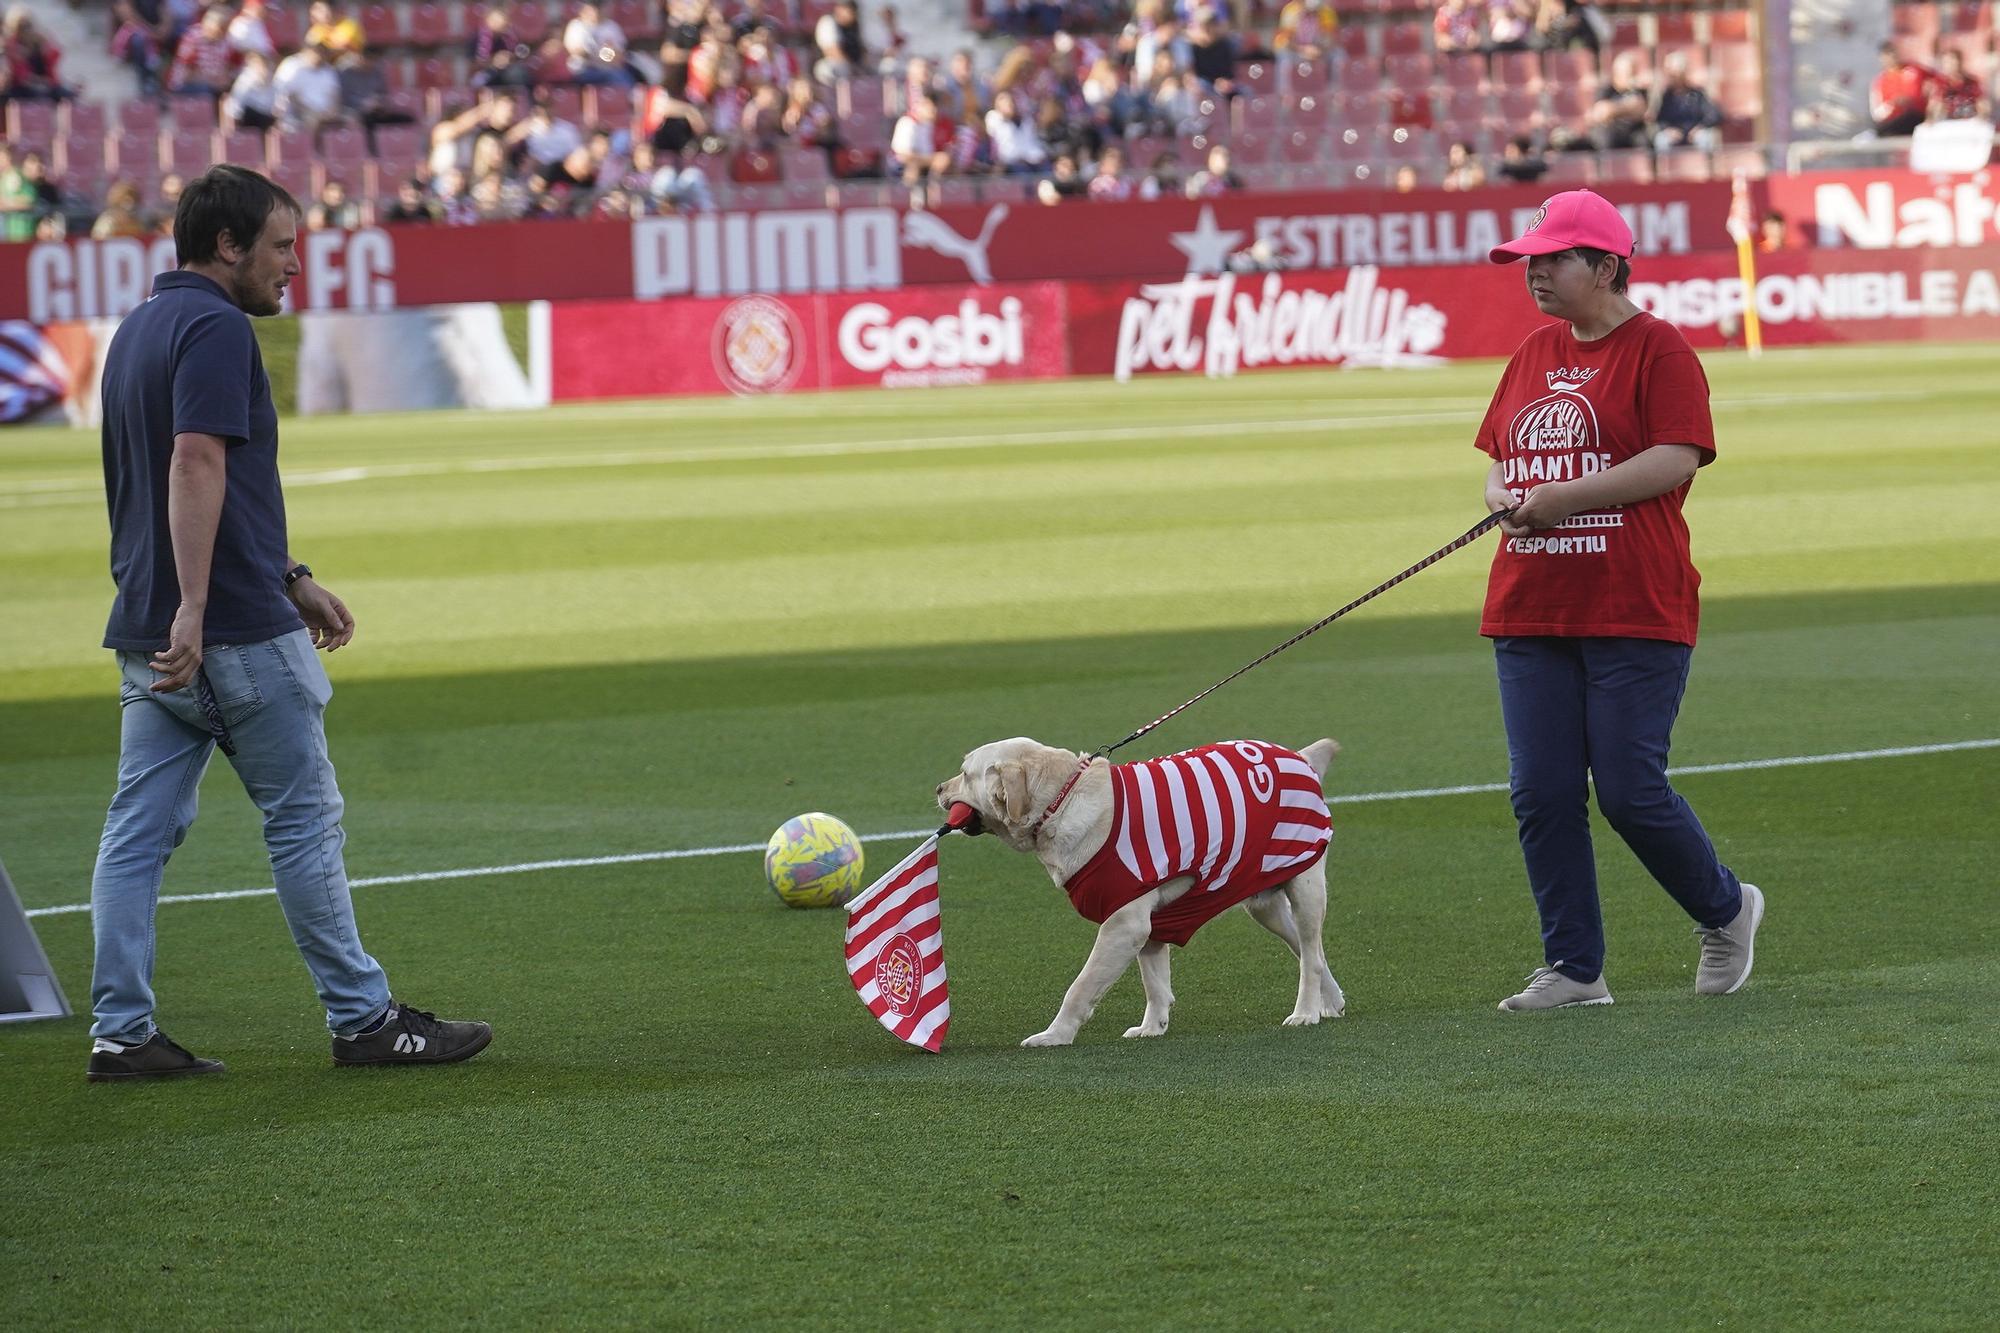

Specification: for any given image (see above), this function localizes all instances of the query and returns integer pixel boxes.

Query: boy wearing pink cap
[1477,190,1764,1012]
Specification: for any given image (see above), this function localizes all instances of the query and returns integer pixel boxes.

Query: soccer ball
[764,812,866,909]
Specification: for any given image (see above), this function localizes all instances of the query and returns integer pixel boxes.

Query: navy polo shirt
[100,271,304,651]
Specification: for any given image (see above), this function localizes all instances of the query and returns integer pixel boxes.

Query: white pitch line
[22,737,1995,920]
[0,386,1939,507]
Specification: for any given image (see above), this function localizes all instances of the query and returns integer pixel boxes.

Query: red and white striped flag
[844,835,950,1052]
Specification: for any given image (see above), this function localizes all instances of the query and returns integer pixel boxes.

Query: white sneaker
[1695,883,1764,995]
[1497,967,1614,1011]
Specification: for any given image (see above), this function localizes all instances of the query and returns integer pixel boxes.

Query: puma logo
[901,205,1009,285]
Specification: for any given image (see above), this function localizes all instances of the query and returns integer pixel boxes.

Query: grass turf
[2,345,1997,1328]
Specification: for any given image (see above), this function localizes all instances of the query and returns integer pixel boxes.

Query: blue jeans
[1494,636,1742,983]
[89,630,391,1041]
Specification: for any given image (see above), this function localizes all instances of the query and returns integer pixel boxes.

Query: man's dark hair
[175,164,301,265]
[1571,244,1632,294]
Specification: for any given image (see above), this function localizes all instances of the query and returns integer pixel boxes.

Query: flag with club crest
[844,835,950,1052]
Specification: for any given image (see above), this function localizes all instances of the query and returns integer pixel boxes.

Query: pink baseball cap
[1489,189,1634,263]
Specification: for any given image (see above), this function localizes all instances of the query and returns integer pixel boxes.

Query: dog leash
[1017,509,1513,838]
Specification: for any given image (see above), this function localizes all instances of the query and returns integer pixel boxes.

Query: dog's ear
[990,761,1035,827]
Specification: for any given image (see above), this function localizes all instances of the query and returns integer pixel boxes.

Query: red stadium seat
[1442,52,1485,90]
[1338,60,1381,94]
[1444,88,1488,127]
[57,133,106,178]
[117,99,162,135]
[168,94,219,129]
[1547,81,1595,117]
[1387,89,1433,130]
[319,126,368,164]
[1709,9,1753,41]
[1381,22,1426,56]
[1711,146,1769,179]
[359,3,401,45]
[1495,88,1542,123]
[612,0,661,43]
[511,1,550,46]
[1891,33,1936,63]
[1542,49,1597,87]
[1223,129,1270,164]
[271,128,315,162]
[545,85,583,123]
[1234,162,1285,192]
[263,4,300,50]
[778,146,830,182]
[840,78,887,120]
[1596,148,1652,182]
[267,159,314,201]
[1655,148,1711,182]
[1541,153,1597,185]
[1235,94,1283,129]
[781,179,833,208]
[219,130,268,166]
[1385,53,1433,88]
[1239,60,1277,94]
[1279,128,1322,164]
[406,3,456,46]
[63,101,108,140]
[1491,51,1541,90]
[1655,12,1697,43]
[373,124,427,175]
[165,129,212,174]
[1285,58,1333,94]
[5,99,54,143]
[413,57,458,90]
[1893,2,1942,38]
[1337,25,1370,59]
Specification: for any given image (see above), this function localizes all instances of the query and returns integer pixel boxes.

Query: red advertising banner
[545,281,1069,400]
[546,244,2000,401]
[0,180,1737,323]
[1765,168,2000,251]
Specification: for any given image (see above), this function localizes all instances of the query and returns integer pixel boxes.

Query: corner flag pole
[1727,168,1763,359]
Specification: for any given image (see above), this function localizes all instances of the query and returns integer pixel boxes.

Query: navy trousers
[1494,636,1742,983]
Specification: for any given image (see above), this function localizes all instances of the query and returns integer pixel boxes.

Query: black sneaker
[86,1030,226,1082]
[331,1001,491,1067]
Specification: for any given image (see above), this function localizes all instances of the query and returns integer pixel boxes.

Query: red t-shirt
[1475,311,1716,645]
[1872,64,1930,120]
[1064,742,1332,947]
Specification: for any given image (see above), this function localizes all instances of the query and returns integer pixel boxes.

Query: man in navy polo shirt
[87,164,491,1081]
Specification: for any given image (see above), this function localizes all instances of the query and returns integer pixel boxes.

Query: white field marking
[0,386,1942,508]
[23,737,1995,919]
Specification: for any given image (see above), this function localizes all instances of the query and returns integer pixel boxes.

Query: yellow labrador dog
[937,736,1344,1047]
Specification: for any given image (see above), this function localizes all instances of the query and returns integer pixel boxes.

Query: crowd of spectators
[0,1,1979,241]
[1866,39,1993,138]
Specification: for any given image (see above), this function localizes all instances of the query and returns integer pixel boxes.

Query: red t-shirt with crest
[1475,311,1716,645]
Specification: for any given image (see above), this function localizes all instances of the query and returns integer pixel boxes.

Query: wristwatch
[283,562,313,589]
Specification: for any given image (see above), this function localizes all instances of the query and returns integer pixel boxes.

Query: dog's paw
[1282,1010,1322,1027]
[1122,1022,1168,1039]
[1020,1029,1073,1048]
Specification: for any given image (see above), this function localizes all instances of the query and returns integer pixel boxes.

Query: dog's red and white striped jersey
[1064,741,1332,947]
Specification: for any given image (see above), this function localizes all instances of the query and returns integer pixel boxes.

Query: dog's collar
[1025,753,1101,840]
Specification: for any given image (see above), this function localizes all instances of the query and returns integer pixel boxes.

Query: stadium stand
[0,1,1989,238]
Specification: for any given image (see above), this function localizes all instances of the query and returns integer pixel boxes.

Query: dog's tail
[1298,738,1341,780]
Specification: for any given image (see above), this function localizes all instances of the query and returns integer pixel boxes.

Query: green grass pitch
[2,344,1996,1328]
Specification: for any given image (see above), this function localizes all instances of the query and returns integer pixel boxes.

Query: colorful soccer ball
[764,812,866,909]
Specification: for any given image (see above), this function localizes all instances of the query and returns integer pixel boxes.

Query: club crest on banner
[712,295,806,395]
[875,933,924,1017]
